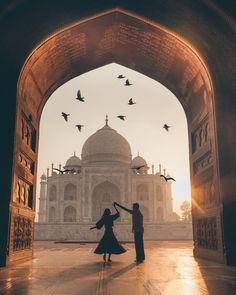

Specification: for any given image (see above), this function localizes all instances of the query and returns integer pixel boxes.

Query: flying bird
[160,174,176,182]
[117,74,125,79]
[62,112,70,122]
[53,168,73,174]
[75,124,84,132]
[163,124,171,131]
[128,98,136,105]
[76,90,85,102]
[117,115,126,121]
[125,79,132,86]
[131,165,146,171]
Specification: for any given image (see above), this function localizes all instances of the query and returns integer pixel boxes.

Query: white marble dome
[131,155,147,168]
[64,154,81,167]
[81,122,132,165]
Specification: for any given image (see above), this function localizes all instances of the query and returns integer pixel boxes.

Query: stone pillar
[38,174,47,222]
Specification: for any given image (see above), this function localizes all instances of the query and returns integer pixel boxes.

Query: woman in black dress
[90,205,126,262]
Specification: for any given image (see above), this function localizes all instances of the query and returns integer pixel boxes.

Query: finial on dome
[137,151,139,156]
[105,114,108,126]
[74,151,76,156]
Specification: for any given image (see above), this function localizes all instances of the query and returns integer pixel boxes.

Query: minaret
[38,173,47,223]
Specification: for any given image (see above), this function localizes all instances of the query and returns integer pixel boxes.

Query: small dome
[131,154,147,168]
[81,120,132,165]
[64,154,81,168]
[40,173,47,180]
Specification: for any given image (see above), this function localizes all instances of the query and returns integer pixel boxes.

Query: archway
[64,184,77,200]
[92,181,120,222]
[49,207,56,222]
[1,7,235,266]
[64,206,77,222]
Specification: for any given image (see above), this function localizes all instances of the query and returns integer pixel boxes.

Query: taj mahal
[35,118,192,241]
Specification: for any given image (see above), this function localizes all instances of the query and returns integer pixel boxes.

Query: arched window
[157,207,164,223]
[137,184,149,200]
[64,206,76,222]
[156,185,163,201]
[64,184,77,200]
[49,185,57,201]
[49,207,56,222]
[139,205,149,221]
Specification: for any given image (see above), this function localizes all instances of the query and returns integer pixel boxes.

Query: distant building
[35,117,192,241]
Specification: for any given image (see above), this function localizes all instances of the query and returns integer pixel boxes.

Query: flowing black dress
[94,212,126,255]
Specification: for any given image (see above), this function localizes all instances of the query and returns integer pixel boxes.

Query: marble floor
[0,241,236,295]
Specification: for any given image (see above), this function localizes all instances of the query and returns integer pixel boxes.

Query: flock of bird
[60,74,175,182]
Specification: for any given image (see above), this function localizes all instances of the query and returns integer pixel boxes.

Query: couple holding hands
[90,202,145,264]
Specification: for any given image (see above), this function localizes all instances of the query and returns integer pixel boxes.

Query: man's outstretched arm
[114,202,133,214]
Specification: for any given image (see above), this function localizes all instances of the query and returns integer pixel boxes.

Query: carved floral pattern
[191,118,210,154]
[196,217,218,250]
[13,216,33,251]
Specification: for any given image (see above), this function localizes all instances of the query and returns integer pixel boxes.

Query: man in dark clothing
[114,202,145,263]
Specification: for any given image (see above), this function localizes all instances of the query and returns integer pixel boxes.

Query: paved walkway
[0,241,236,295]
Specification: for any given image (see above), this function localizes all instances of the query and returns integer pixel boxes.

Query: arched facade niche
[49,185,57,201]
[64,206,76,222]
[49,207,56,222]
[64,184,77,200]
[137,184,149,201]
[92,181,120,222]
[139,205,149,221]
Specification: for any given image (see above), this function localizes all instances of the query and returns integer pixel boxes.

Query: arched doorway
[92,181,120,222]
[1,6,235,266]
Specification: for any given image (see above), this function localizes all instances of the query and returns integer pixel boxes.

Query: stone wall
[34,222,193,241]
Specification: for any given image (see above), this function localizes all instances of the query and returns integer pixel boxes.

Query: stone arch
[1,6,233,266]
[92,181,120,222]
[64,206,76,222]
[49,185,57,201]
[49,207,56,222]
[137,184,149,201]
[64,183,77,200]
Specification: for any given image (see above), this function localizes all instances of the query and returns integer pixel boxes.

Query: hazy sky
[36,63,191,217]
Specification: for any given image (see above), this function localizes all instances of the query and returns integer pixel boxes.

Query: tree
[170,212,180,222]
[180,200,192,222]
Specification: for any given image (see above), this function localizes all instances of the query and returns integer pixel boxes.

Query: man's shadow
[77,262,137,294]
[104,262,136,284]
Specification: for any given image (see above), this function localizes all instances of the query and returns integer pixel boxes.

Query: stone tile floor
[0,241,236,294]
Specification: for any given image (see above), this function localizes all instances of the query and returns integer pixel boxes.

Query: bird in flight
[163,124,171,131]
[160,174,176,182]
[76,90,85,102]
[75,124,84,132]
[117,115,126,121]
[62,112,70,122]
[128,98,136,105]
[53,168,73,174]
[131,165,146,171]
[125,79,132,86]
[117,74,125,79]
